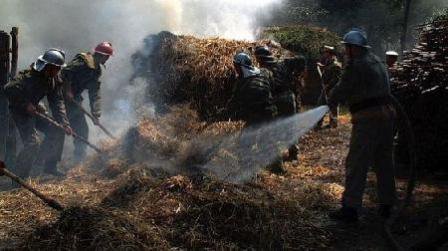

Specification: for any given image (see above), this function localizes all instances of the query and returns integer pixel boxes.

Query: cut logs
[391,12,448,171]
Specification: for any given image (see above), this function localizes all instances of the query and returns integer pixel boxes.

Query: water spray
[199,106,329,183]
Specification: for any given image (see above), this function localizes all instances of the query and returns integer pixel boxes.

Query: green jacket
[229,68,277,124]
[61,52,102,118]
[3,68,69,125]
[321,57,342,93]
[329,51,391,107]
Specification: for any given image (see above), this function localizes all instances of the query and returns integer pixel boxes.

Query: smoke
[0,0,283,157]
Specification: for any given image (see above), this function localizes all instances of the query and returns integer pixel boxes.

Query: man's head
[233,52,260,79]
[323,45,336,59]
[385,51,399,67]
[33,48,66,77]
[342,29,370,60]
[94,42,114,65]
[285,55,307,75]
[254,45,275,66]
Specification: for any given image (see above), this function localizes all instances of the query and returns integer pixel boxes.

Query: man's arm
[328,63,358,106]
[47,80,70,126]
[88,80,101,119]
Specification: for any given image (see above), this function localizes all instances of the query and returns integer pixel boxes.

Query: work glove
[93,117,100,126]
[26,103,37,115]
[63,125,74,136]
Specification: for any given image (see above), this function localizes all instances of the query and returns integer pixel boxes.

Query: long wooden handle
[34,111,103,153]
[71,100,117,140]
[0,165,64,211]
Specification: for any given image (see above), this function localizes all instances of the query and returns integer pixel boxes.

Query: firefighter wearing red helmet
[61,42,114,163]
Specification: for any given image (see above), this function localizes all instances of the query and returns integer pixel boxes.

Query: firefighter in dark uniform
[317,45,342,129]
[229,52,277,125]
[61,42,113,163]
[3,49,73,179]
[328,29,397,222]
[254,46,306,116]
[254,46,306,162]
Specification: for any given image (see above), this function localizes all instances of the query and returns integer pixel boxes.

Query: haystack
[260,26,342,105]
[131,31,292,120]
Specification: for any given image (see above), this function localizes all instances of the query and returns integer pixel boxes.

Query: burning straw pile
[391,10,448,171]
[131,31,288,120]
[0,106,336,249]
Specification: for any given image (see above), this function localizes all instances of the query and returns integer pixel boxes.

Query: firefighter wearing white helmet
[328,29,397,222]
[3,48,72,181]
[385,50,399,69]
[61,42,114,164]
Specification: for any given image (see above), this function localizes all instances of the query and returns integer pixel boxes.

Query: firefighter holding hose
[3,49,73,179]
[61,42,113,163]
[328,29,397,222]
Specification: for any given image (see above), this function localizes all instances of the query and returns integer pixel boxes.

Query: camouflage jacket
[329,51,391,107]
[265,60,295,96]
[3,68,69,125]
[61,52,102,118]
[229,68,277,124]
[321,57,342,94]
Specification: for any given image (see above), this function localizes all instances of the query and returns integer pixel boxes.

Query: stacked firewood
[391,13,448,171]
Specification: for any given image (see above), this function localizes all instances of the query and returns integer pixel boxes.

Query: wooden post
[0,31,10,161]
[5,27,18,167]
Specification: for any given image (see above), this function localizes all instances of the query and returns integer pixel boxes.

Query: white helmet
[33,48,66,72]
[386,51,399,57]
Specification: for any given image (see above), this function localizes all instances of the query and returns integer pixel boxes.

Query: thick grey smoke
[0,0,283,157]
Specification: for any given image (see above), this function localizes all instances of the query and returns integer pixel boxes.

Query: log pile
[391,11,448,171]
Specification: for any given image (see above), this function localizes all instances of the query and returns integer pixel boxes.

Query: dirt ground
[0,113,447,250]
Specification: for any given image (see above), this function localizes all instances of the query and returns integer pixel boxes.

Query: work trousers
[317,90,338,127]
[12,111,65,178]
[66,101,89,163]
[342,105,397,209]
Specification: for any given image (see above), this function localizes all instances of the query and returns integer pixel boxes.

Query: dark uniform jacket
[329,52,391,106]
[329,51,394,122]
[61,52,102,118]
[321,57,342,94]
[229,68,277,124]
[3,68,69,125]
[265,60,298,116]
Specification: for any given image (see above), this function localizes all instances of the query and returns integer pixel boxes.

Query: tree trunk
[401,0,412,53]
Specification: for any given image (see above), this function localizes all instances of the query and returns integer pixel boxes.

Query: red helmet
[94,42,114,56]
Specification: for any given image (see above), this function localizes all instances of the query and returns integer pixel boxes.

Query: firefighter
[229,52,277,125]
[328,29,397,222]
[254,46,306,162]
[254,46,306,116]
[229,52,288,174]
[61,42,113,163]
[385,50,399,77]
[3,49,72,179]
[385,51,399,69]
[316,45,342,129]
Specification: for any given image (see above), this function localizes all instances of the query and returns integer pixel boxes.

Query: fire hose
[70,100,117,140]
[383,95,418,251]
[33,111,103,154]
[0,160,64,211]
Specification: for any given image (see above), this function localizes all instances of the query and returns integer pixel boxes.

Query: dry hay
[84,106,245,179]
[22,205,167,250]
[99,171,333,249]
[131,31,290,120]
